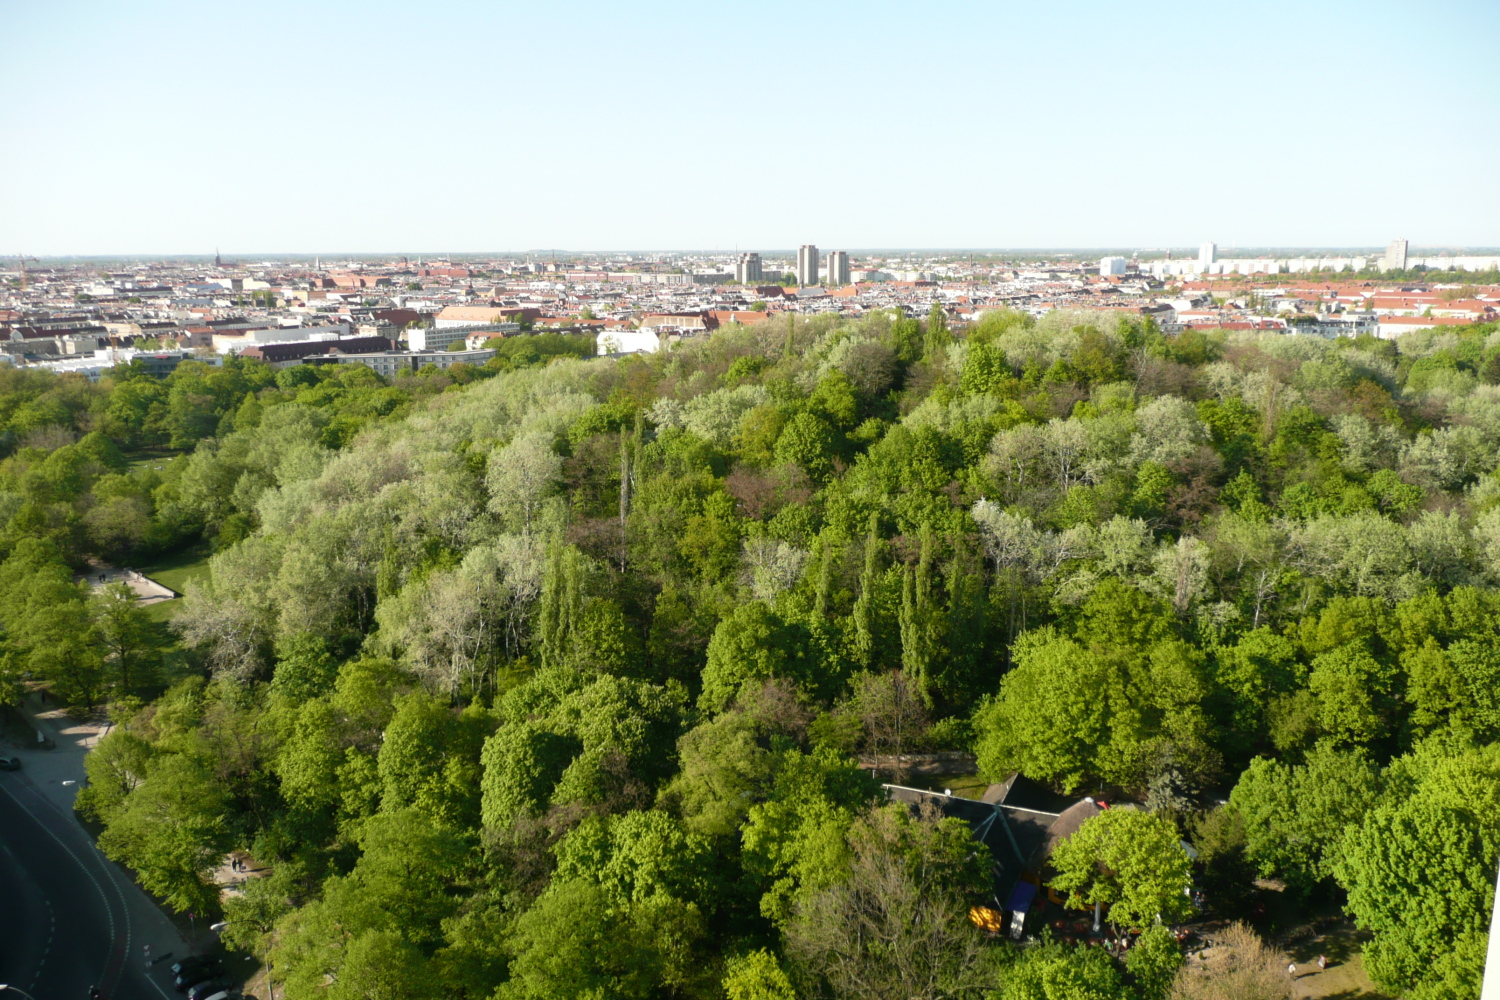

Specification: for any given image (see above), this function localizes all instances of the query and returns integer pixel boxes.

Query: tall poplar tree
[899,525,940,706]
[923,303,952,363]
[851,517,882,669]
[538,542,587,668]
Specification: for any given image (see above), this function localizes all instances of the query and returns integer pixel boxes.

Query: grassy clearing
[126,451,184,474]
[142,598,184,623]
[135,541,214,597]
[1290,946,1390,999]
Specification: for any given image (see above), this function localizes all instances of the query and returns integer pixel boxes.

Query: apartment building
[735,252,763,284]
[826,251,850,285]
[796,244,819,286]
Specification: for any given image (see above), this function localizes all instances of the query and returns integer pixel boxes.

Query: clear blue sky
[3,0,1496,255]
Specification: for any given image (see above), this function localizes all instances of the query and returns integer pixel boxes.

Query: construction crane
[17,255,38,292]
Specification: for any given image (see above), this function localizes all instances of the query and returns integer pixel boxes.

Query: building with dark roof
[239,336,394,367]
[884,777,1105,938]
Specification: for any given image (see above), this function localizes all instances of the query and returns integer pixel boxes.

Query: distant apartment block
[735,252,763,284]
[407,326,470,351]
[1385,238,1409,271]
[1198,243,1217,269]
[598,328,663,355]
[797,244,819,285]
[238,336,395,368]
[434,305,514,329]
[1099,256,1127,277]
[213,322,350,354]
[826,251,850,285]
[307,348,497,378]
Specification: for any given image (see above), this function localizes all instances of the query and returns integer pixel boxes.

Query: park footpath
[8,689,206,997]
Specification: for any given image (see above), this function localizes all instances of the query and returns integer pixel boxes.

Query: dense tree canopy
[7,308,1495,999]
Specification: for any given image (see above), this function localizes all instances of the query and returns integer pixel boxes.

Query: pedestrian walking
[144,943,152,967]
[1318,954,1327,971]
[1288,963,1296,977]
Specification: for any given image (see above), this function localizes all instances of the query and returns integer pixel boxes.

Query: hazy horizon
[14,245,1500,265]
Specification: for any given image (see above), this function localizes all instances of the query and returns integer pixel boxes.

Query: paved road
[0,697,197,1000]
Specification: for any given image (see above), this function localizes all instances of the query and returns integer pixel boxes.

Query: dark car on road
[0,756,21,770]
[173,956,225,992]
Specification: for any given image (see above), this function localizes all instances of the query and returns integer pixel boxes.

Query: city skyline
[3,0,1497,254]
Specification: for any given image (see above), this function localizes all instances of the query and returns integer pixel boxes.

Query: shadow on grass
[135,541,214,596]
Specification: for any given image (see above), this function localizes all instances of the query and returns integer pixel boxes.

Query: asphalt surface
[0,699,198,1000]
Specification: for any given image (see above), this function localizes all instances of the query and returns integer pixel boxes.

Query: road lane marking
[6,771,179,1000]
[0,779,116,987]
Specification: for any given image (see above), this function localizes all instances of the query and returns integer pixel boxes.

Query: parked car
[198,991,234,1000]
[176,972,225,994]
[0,756,21,771]
[171,956,221,979]
[187,980,231,1000]
[173,958,225,992]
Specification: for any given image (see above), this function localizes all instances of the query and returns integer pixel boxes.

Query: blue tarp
[1004,880,1039,912]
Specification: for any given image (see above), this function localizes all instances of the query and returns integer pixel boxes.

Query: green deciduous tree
[723,949,797,1000]
[552,809,717,910]
[1003,942,1126,1000]
[378,693,492,828]
[774,411,837,481]
[699,601,817,713]
[1048,808,1192,929]
[498,878,707,1000]
[783,803,991,1000]
[741,749,880,924]
[1228,745,1379,893]
[92,582,167,692]
[96,753,229,915]
[1334,743,1500,999]
[1128,924,1184,1000]
[973,636,1109,793]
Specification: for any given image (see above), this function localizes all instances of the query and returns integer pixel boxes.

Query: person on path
[1318,954,1328,971]
[1288,963,1296,977]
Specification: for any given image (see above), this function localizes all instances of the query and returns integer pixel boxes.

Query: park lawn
[126,452,183,474]
[1287,923,1392,1000]
[900,771,990,799]
[135,541,213,598]
[142,598,184,623]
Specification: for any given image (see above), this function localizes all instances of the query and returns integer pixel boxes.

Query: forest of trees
[4,305,1499,1000]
